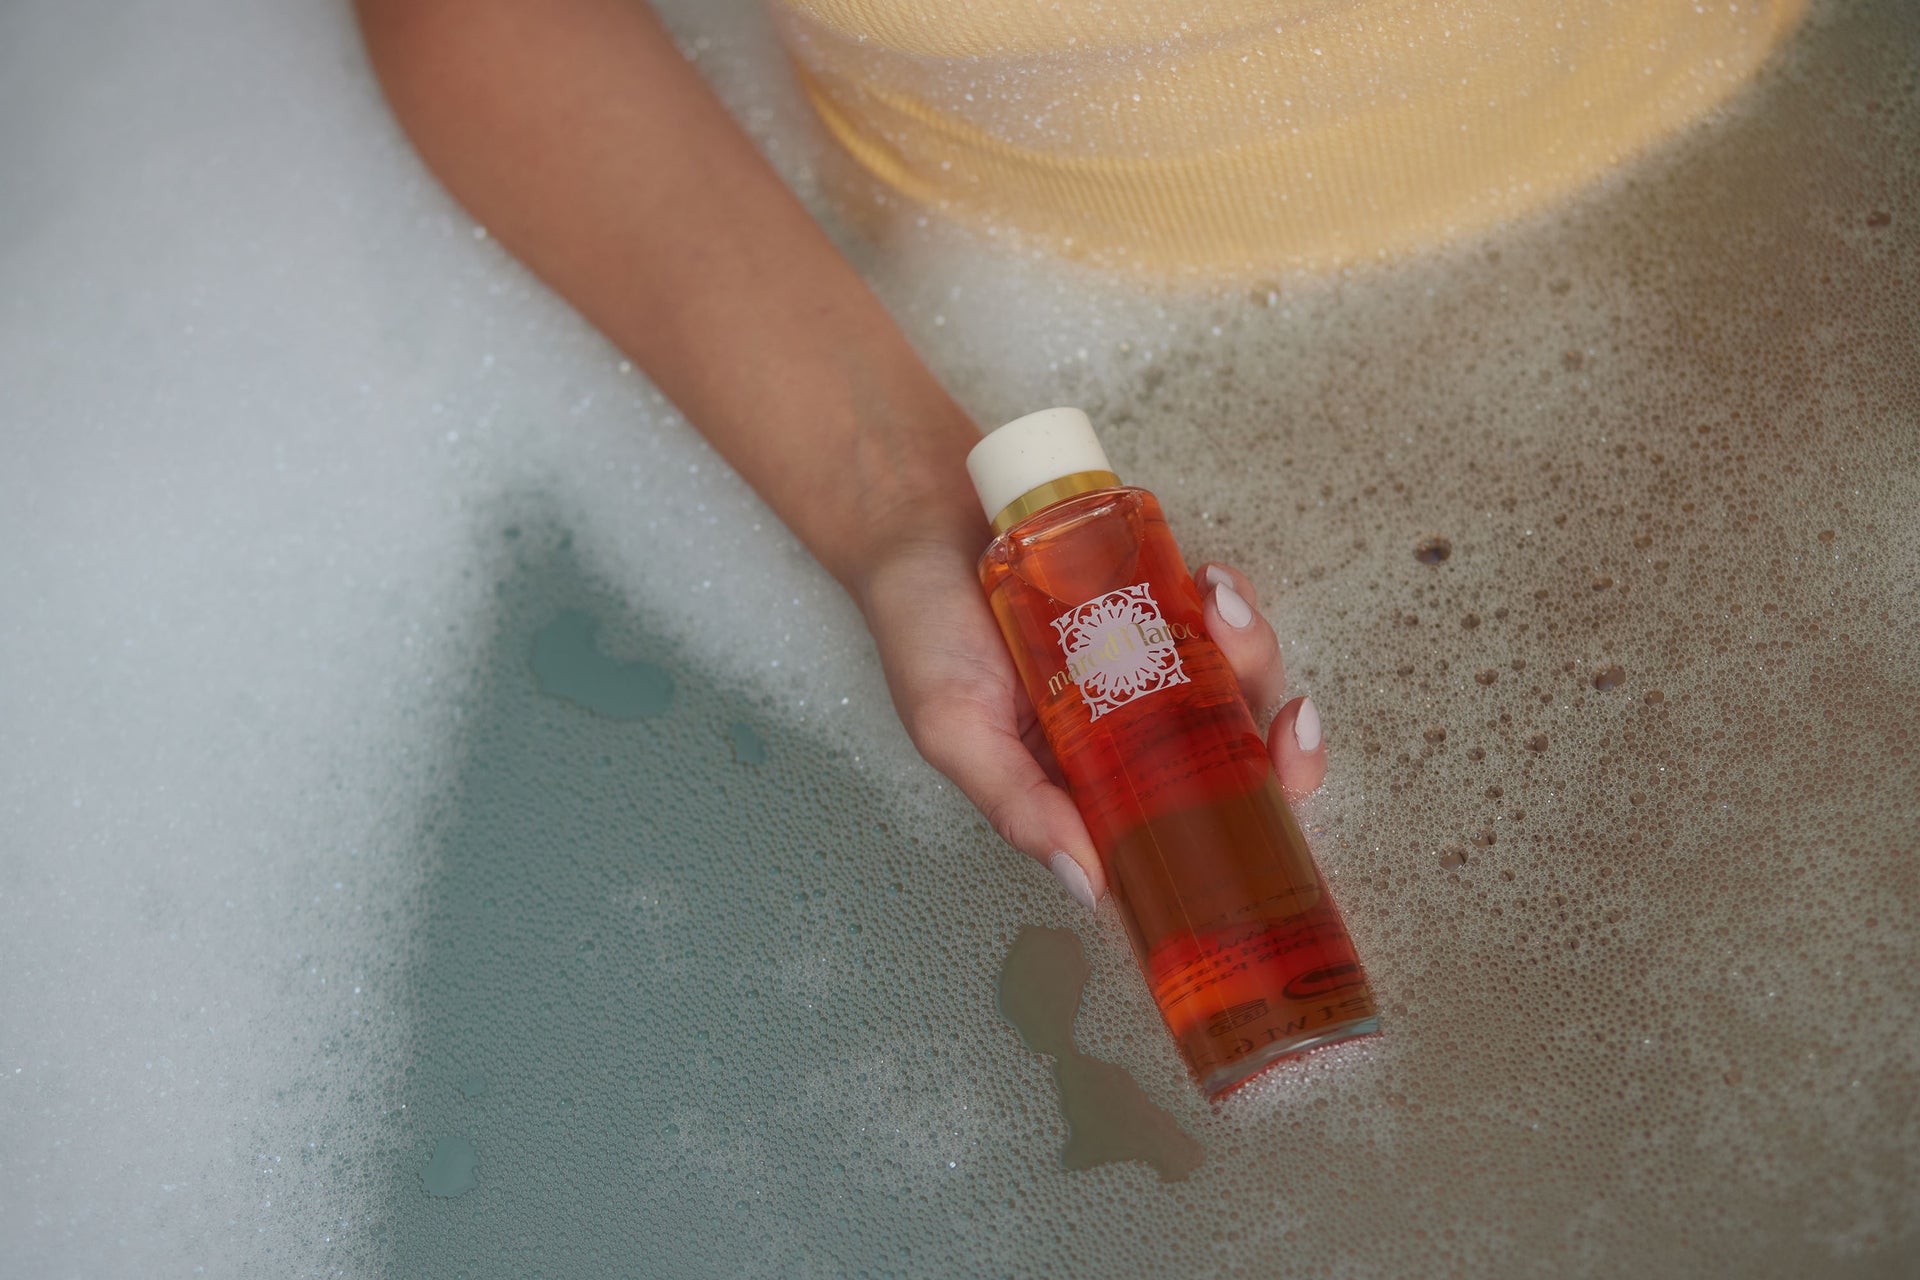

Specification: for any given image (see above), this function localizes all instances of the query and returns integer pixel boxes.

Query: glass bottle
[970,408,1378,1097]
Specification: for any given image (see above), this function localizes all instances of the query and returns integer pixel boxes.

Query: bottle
[970,408,1379,1098]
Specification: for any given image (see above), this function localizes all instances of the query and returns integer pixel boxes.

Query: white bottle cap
[966,407,1118,533]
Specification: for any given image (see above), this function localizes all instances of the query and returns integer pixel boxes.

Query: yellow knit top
[770,0,1807,273]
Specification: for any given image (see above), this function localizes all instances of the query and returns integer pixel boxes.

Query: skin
[354,0,1328,906]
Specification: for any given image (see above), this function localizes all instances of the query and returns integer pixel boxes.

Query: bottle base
[1198,1015,1381,1100]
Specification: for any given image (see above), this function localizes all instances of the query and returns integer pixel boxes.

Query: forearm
[354,0,984,590]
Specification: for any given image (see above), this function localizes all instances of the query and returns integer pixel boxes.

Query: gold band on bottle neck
[990,469,1121,535]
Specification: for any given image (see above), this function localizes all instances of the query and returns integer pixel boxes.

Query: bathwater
[2,0,1914,1275]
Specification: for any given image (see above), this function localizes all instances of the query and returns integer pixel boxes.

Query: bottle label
[1048,583,1192,720]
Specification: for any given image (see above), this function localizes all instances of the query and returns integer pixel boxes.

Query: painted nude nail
[1048,851,1097,911]
[1294,696,1323,753]
[1213,581,1255,630]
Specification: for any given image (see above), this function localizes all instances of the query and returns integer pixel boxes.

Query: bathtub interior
[1,0,1916,1275]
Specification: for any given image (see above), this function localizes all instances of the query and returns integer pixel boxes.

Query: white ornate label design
[1048,583,1192,720]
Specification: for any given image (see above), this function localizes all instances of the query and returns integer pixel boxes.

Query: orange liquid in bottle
[980,486,1378,1096]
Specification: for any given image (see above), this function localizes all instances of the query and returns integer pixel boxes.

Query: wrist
[834,474,987,607]
[807,398,989,600]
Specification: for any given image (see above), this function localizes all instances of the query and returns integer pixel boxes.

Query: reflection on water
[998,927,1203,1182]
[381,520,1195,1276]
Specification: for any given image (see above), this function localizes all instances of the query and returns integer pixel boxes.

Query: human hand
[857,527,1329,912]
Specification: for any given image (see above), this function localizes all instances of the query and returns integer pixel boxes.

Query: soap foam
[1,0,1915,1274]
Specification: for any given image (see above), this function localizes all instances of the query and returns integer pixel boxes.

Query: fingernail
[1048,851,1097,912]
[1294,696,1323,753]
[1201,564,1233,591]
[1213,581,1254,630]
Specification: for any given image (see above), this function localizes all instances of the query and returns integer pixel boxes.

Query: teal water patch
[421,1137,478,1198]
[726,720,769,765]
[999,927,1203,1182]
[530,608,675,719]
[374,515,1217,1278]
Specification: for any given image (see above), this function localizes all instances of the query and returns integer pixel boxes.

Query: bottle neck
[989,469,1122,535]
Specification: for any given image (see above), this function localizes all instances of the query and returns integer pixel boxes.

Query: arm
[353,0,1326,908]
[353,0,980,587]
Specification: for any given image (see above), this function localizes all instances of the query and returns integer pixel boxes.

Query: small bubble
[1644,690,1666,704]
[1462,613,1481,630]
[1439,845,1468,870]
[1414,537,1452,565]
[1865,210,1891,228]
[1591,576,1613,591]
[1526,734,1549,752]
[1424,726,1448,744]
[1475,669,1499,685]
[1467,747,1486,762]
[1593,664,1627,691]
[1818,530,1835,543]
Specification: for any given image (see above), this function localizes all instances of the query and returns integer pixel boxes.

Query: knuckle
[901,701,941,751]
[978,796,1016,845]
[1223,617,1282,668]
[903,694,971,768]
[976,786,1029,851]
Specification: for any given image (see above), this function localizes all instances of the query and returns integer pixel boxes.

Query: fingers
[1194,562,1329,801]
[1195,561,1287,726]
[910,699,1106,910]
[1270,696,1329,801]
